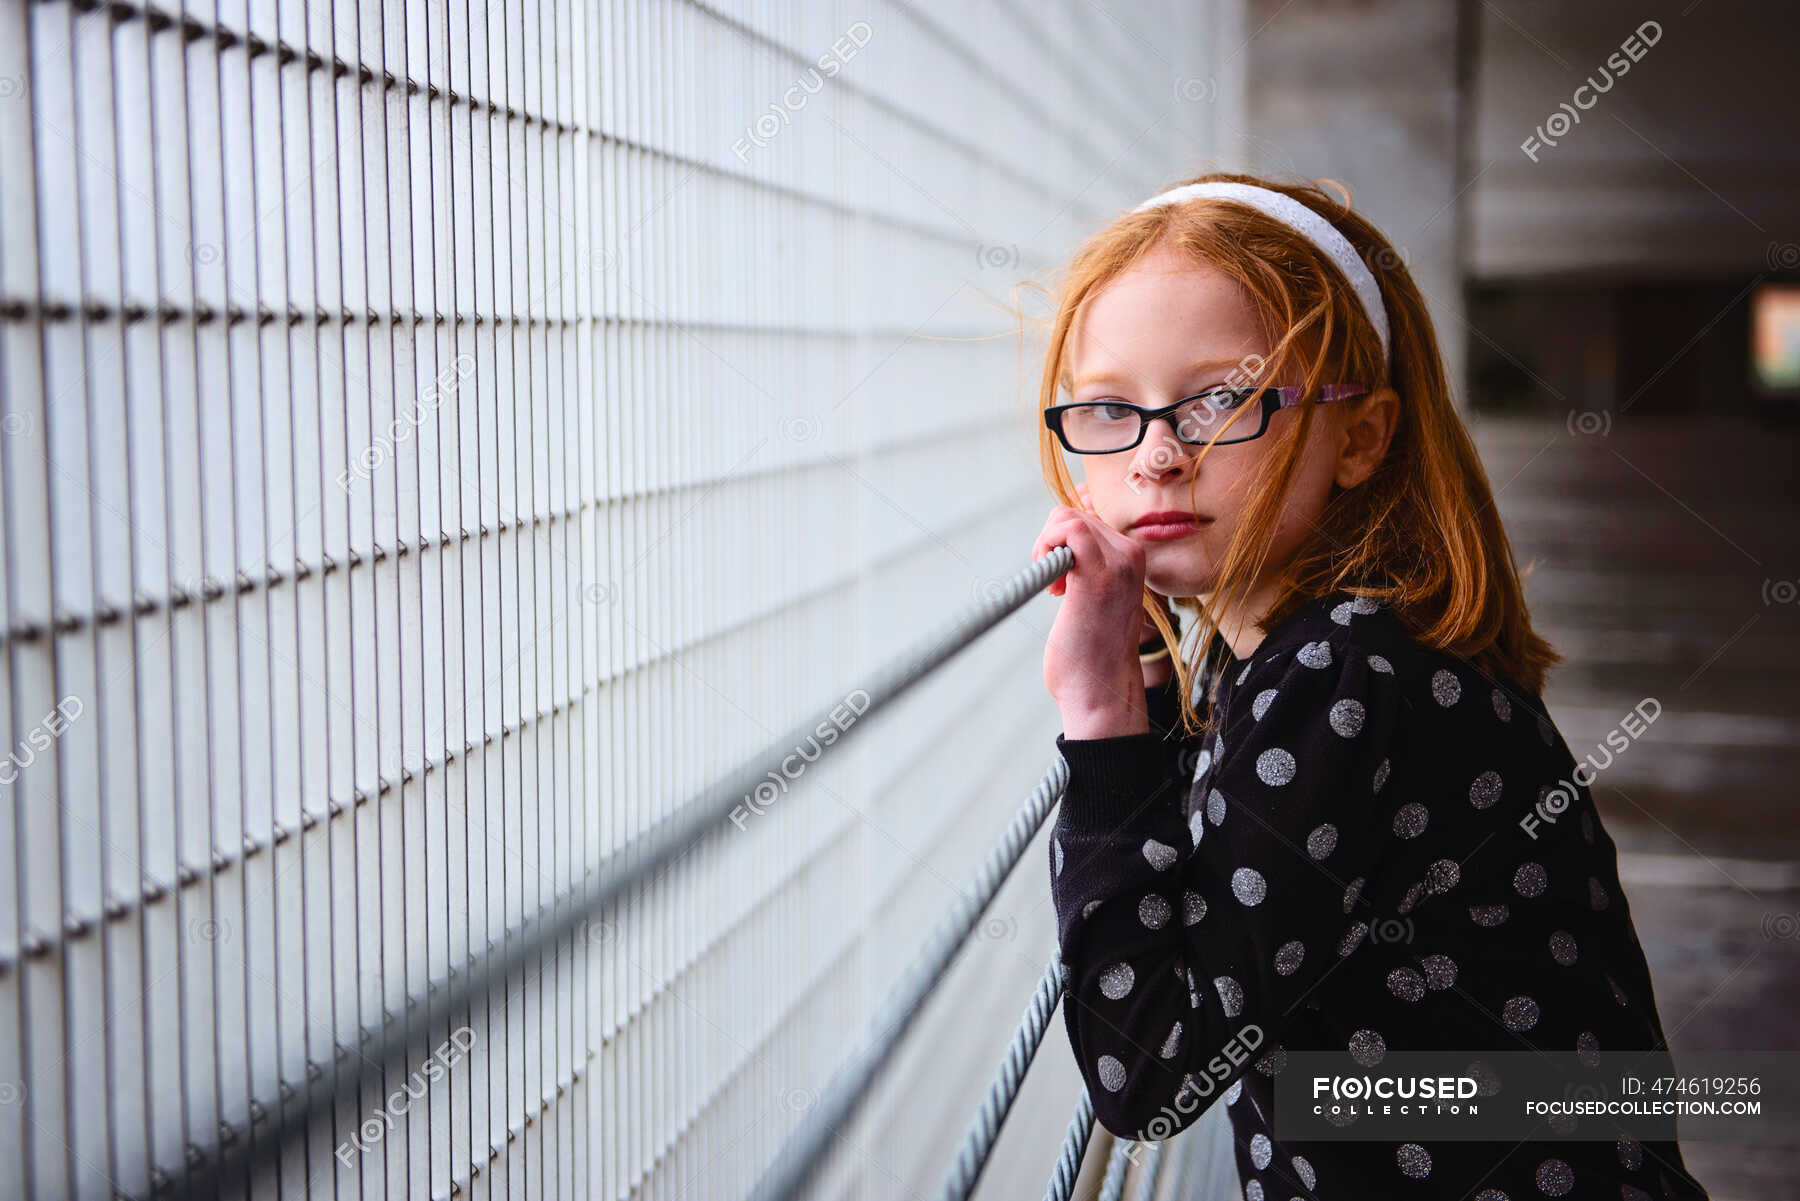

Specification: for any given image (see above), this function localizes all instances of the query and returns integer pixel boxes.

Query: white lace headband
[1131,181,1391,368]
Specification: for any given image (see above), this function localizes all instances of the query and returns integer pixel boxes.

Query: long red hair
[1029,171,1560,735]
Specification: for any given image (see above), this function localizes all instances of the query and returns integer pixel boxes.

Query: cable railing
[159,541,1191,1199]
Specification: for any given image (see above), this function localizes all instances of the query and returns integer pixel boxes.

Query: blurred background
[0,0,1794,1198]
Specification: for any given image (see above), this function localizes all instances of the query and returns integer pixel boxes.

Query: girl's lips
[1133,518,1206,542]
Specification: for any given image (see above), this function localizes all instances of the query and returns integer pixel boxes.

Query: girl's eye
[1089,402,1137,423]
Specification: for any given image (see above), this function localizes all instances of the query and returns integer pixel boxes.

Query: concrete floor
[1477,416,1800,1201]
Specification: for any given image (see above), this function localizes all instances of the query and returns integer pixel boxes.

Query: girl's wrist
[1061,699,1151,740]
[1058,666,1151,739]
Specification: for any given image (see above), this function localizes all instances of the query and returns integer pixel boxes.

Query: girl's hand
[1033,500,1151,739]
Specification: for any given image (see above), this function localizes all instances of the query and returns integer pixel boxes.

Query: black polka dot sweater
[1047,590,1711,1199]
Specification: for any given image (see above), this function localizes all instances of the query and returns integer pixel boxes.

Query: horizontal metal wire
[744,748,1072,1201]
[158,545,1073,1195]
[1098,1136,1136,1201]
[935,954,1066,1201]
[1043,1090,1098,1201]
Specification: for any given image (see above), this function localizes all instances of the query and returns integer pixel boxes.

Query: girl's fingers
[1034,507,1102,594]
[1032,506,1090,562]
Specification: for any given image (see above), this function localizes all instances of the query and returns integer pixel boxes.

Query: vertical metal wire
[0,2,1236,1198]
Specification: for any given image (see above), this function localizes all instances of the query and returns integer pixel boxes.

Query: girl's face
[1065,244,1390,601]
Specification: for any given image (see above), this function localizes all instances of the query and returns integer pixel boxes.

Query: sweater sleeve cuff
[1053,730,1182,834]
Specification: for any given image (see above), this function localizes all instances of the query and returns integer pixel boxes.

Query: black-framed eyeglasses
[1042,383,1370,454]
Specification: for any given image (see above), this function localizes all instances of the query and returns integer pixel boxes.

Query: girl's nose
[1128,417,1194,483]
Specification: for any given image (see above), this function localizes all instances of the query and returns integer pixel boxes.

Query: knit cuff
[1053,730,1182,834]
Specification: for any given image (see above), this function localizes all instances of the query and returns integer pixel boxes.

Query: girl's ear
[1334,385,1400,489]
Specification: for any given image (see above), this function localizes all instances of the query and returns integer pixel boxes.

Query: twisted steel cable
[1098,1137,1137,1201]
[935,954,1067,1201]
[1042,1090,1098,1201]
[745,753,1073,1201]
[169,547,1075,1195]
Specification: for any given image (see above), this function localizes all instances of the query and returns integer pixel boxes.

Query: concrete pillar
[1239,0,1471,407]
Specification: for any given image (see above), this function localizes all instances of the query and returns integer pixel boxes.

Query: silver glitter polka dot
[1534,1157,1573,1196]
[1588,877,1609,910]
[1513,862,1547,898]
[1099,963,1135,999]
[1224,1078,1243,1105]
[1330,600,1355,625]
[1338,922,1369,956]
[1395,1142,1431,1178]
[1139,894,1172,929]
[1214,975,1245,1017]
[1622,1187,1653,1201]
[1160,1021,1183,1059]
[1472,1192,1509,1201]
[1207,789,1227,825]
[1387,967,1425,1001]
[1274,940,1305,976]
[1421,954,1457,989]
[1372,758,1391,792]
[1469,903,1510,926]
[1237,661,1254,686]
[1097,1054,1126,1092]
[1328,697,1366,737]
[1307,823,1338,859]
[1469,769,1503,809]
[1192,747,1213,780]
[1547,1109,1578,1134]
[1255,1045,1287,1076]
[1296,640,1333,669]
[1618,1137,1642,1171]
[1142,838,1180,871]
[1052,837,1063,876]
[1323,1106,1357,1127]
[1577,1030,1600,1066]
[1351,595,1380,614]
[1425,858,1461,894]
[1396,880,1425,915]
[1082,899,1102,919]
[1608,974,1629,1006]
[1291,1155,1316,1190]
[1182,891,1207,925]
[1252,687,1279,720]
[1250,1132,1273,1169]
[1189,807,1205,848]
[1491,689,1512,722]
[1232,867,1268,906]
[1243,1181,1263,1201]
[1342,876,1366,914]
[1549,930,1578,966]
[1256,747,1297,786]
[1393,802,1429,839]
[1430,668,1461,706]
[1502,995,1540,1031]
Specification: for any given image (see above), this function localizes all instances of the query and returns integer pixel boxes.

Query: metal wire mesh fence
[0,1,1230,1196]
